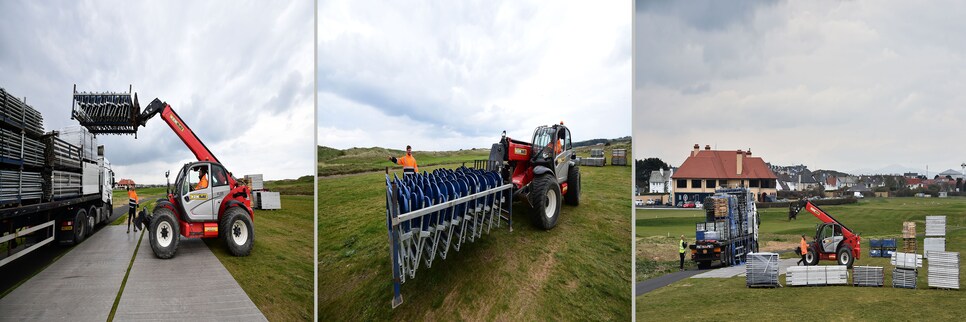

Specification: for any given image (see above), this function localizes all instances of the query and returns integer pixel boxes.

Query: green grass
[318,146,489,176]
[636,197,966,320]
[205,182,314,321]
[263,175,314,195]
[319,163,632,320]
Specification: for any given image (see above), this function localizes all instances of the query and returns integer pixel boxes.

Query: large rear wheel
[72,208,88,245]
[529,173,562,230]
[837,245,855,268]
[564,165,580,206]
[149,208,180,259]
[221,207,254,256]
[805,247,819,266]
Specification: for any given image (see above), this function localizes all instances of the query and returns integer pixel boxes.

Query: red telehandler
[789,199,861,267]
[72,90,254,259]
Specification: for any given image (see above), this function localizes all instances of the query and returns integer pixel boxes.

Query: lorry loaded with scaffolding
[0,87,116,268]
[384,123,581,307]
[690,187,760,269]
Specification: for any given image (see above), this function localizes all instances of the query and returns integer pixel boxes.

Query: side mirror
[571,153,576,160]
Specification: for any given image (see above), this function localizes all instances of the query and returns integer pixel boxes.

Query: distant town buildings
[670,144,778,204]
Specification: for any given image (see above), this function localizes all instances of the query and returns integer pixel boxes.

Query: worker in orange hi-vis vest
[798,234,808,266]
[127,186,139,233]
[194,167,209,190]
[389,145,419,175]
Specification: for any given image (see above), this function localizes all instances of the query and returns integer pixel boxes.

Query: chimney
[704,144,711,150]
[746,149,752,156]
[736,150,743,175]
[692,144,700,157]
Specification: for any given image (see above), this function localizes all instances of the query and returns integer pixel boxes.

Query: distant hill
[573,136,631,148]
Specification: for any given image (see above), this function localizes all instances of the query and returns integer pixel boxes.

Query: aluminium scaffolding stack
[0,88,46,207]
[852,266,884,287]
[927,251,959,290]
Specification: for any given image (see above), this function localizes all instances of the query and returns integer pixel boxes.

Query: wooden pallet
[902,238,917,253]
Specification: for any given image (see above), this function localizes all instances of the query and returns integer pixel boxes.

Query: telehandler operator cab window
[188,165,209,191]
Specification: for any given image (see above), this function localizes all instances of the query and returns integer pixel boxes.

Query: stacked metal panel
[923,238,945,258]
[245,174,264,190]
[852,266,884,287]
[786,266,849,286]
[580,149,605,167]
[71,90,140,134]
[58,126,97,162]
[611,149,627,166]
[254,191,281,210]
[0,88,44,137]
[892,268,918,289]
[925,216,946,237]
[927,251,960,290]
[0,170,43,204]
[46,170,82,200]
[43,133,82,171]
[746,252,780,287]
[891,252,924,269]
[0,128,45,167]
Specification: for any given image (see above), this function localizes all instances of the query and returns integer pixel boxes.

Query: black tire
[88,206,99,230]
[103,202,113,224]
[528,173,562,230]
[697,261,710,269]
[564,165,580,206]
[805,247,819,266]
[149,208,180,259]
[837,245,855,268]
[221,207,254,256]
[72,208,88,245]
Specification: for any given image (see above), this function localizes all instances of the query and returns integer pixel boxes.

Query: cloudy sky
[318,1,630,151]
[0,1,314,184]
[634,0,966,175]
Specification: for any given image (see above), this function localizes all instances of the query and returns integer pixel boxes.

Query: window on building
[749,179,760,188]
[761,180,773,188]
[691,180,701,188]
[677,180,687,188]
[706,180,716,188]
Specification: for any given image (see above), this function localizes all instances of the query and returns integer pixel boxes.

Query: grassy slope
[319,163,632,320]
[204,179,314,321]
[318,146,489,176]
[636,197,966,320]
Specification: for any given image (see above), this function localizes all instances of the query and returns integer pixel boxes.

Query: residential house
[671,144,778,204]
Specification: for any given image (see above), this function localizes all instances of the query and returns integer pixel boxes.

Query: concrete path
[635,269,705,296]
[691,258,799,279]
[113,238,266,321]
[0,225,140,321]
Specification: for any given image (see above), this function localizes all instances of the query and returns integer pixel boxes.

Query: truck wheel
[149,208,180,259]
[529,173,562,230]
[837,246,854,268]
[221,207,254,256]
[805,247,819,266]
[564,165,580,206]
[73,208,88,244]
[103,202,113,224]
[697,261,710,269]
[88,206,98,230]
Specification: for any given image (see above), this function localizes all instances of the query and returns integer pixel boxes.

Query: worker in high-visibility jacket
[797,234,808,266]
[679,234,687,271]
[127,186,139,233]
[389,145,418,175]
[194,167,209,190]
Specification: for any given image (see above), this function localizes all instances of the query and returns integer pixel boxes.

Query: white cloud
[318,0,631,151]
[634,1,966,174]
[0,0,314,183]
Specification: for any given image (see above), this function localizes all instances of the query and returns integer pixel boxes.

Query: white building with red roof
[670,144,778,204]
